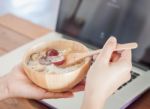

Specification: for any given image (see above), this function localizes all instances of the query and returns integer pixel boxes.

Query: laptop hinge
[133,63,149,71]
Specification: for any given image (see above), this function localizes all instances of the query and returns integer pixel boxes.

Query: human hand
[81,37,132,109]
[0,65,85,100]
[86,37,132,98]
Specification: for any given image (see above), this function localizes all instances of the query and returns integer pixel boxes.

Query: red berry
[53,60,65,66]
[50,56,65,66]
[46,49,59,56]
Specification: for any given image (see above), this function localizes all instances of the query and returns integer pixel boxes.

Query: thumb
[96,36,117,64]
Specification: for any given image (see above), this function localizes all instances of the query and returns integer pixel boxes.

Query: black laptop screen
[56,0,150,69]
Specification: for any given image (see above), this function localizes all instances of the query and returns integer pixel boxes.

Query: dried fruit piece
[46,49,59,57]
[40,50,47,57]
[39,56,51,65]
[50,56,65,66]
[30,53,40,61]
[32,64,46,72]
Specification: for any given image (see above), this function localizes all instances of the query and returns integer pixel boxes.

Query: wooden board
[0,48,6,56]
[127,90,150,109]
[0,14,50,39]
[0,26,31,52]
[0,14,50,56]
[0,98,53,109]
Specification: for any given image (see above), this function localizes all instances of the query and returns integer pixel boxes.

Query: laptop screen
[56,0,150,69]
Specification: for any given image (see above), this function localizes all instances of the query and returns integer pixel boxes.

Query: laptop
[43,0,150,109]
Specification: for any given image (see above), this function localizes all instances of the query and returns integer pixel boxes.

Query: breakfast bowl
[22,39,91,92]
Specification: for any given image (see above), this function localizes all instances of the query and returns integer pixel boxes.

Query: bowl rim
[22,39,91,75]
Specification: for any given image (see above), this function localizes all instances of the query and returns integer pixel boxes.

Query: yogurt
[27,48,84,73]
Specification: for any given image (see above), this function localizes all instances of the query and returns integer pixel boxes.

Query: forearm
[0,76,10,100]
[81,91,107,109]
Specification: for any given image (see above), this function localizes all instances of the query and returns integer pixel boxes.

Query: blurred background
[0,0,150,66]
[0,0,60,29]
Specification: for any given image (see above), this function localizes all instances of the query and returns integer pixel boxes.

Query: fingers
[40,80,86,99]
[96,37,117,64]
[110,51,121,62]
[71,84,85,92]
[43,91,74,99]
[18,83,74,99]
[70,80,85,92]
[115,50,132,84]
[118,50,132,64]
[115,49,132,71]
[92,54,98,61]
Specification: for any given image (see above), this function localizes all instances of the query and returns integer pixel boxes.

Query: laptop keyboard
[118,71,140,90]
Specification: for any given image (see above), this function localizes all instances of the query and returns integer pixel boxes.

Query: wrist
[81,90,107,109]
[0,75,11,100]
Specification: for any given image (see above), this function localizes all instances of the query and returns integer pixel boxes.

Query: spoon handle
[83,43,138,58]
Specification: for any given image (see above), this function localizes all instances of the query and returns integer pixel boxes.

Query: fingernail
[104,36,116,48]
[109,36,116,43]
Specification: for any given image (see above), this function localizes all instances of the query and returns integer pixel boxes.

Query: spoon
[60,43,138,68]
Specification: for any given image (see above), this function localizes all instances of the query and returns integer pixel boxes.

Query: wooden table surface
[0,14,149,109]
